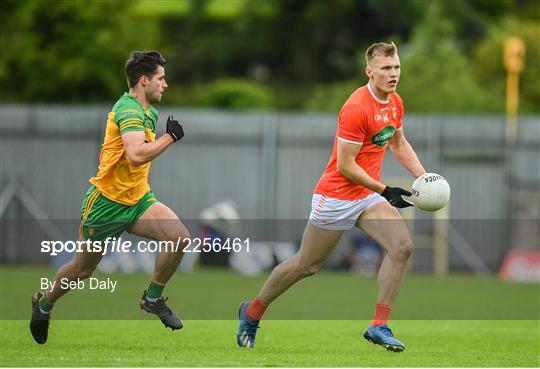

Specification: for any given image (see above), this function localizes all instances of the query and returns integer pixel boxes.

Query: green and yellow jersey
[90,92,158,206]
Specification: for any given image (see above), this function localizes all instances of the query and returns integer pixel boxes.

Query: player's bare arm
[337,139,411,208]
[122,130,174,167]
[388,129,426,178]
[122,116,184,167]
[337,140,386,193]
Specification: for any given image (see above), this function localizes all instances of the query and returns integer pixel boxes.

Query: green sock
[38,297,54,313]
[146,281,165,299]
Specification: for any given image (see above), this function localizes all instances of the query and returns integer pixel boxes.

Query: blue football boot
[236,301,260,348]
[363,324,405,352]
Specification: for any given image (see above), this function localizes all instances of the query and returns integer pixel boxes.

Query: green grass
[1,320,538,367]
[1,266,539,366]
[1,266,538,320]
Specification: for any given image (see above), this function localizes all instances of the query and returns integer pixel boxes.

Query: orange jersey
[314,84,404,200]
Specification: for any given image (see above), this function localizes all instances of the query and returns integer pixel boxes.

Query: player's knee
[304,264,321,277]
[391,239,414,261]
[175,229,191,245]
[294,262,321,278]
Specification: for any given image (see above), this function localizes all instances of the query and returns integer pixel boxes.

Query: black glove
[166,115,184,142]
[381,186,413,208]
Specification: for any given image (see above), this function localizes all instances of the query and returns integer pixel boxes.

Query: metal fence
[1,104,539,271]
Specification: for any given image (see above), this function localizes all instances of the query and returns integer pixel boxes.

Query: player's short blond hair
[365,42,398,66]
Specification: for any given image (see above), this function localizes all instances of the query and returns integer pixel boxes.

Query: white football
[411,173,451,211]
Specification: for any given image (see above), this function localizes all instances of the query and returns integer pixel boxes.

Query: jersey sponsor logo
[371,126,396,147]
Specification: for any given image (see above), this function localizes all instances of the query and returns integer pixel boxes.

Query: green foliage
[0,0,160,102]
[395,2,498,112]
[195,78,272,109]
[304,80,362,112]
[395,2,539,113]
[131,0,191,17]
[203,0,248,19]
[305,2,502,113]
[146,0,422,88]
[398,47,497,112]
[0,0,536,113]
[472,18,540,113]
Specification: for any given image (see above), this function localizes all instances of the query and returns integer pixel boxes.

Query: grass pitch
[1,266,539,367]
[1,320,538,367]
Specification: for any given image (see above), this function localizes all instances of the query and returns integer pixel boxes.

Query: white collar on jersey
[367,82,390,104]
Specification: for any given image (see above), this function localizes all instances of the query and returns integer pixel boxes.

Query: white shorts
[309,193,387,231]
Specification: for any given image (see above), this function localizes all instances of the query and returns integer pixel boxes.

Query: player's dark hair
[125,51,166,88]
[366,42,398,65]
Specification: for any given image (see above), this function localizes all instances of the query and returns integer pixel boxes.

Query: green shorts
[80,185,158,242]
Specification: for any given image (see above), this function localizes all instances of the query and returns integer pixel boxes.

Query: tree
[0,0,159,102]
[472,18,540,113]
